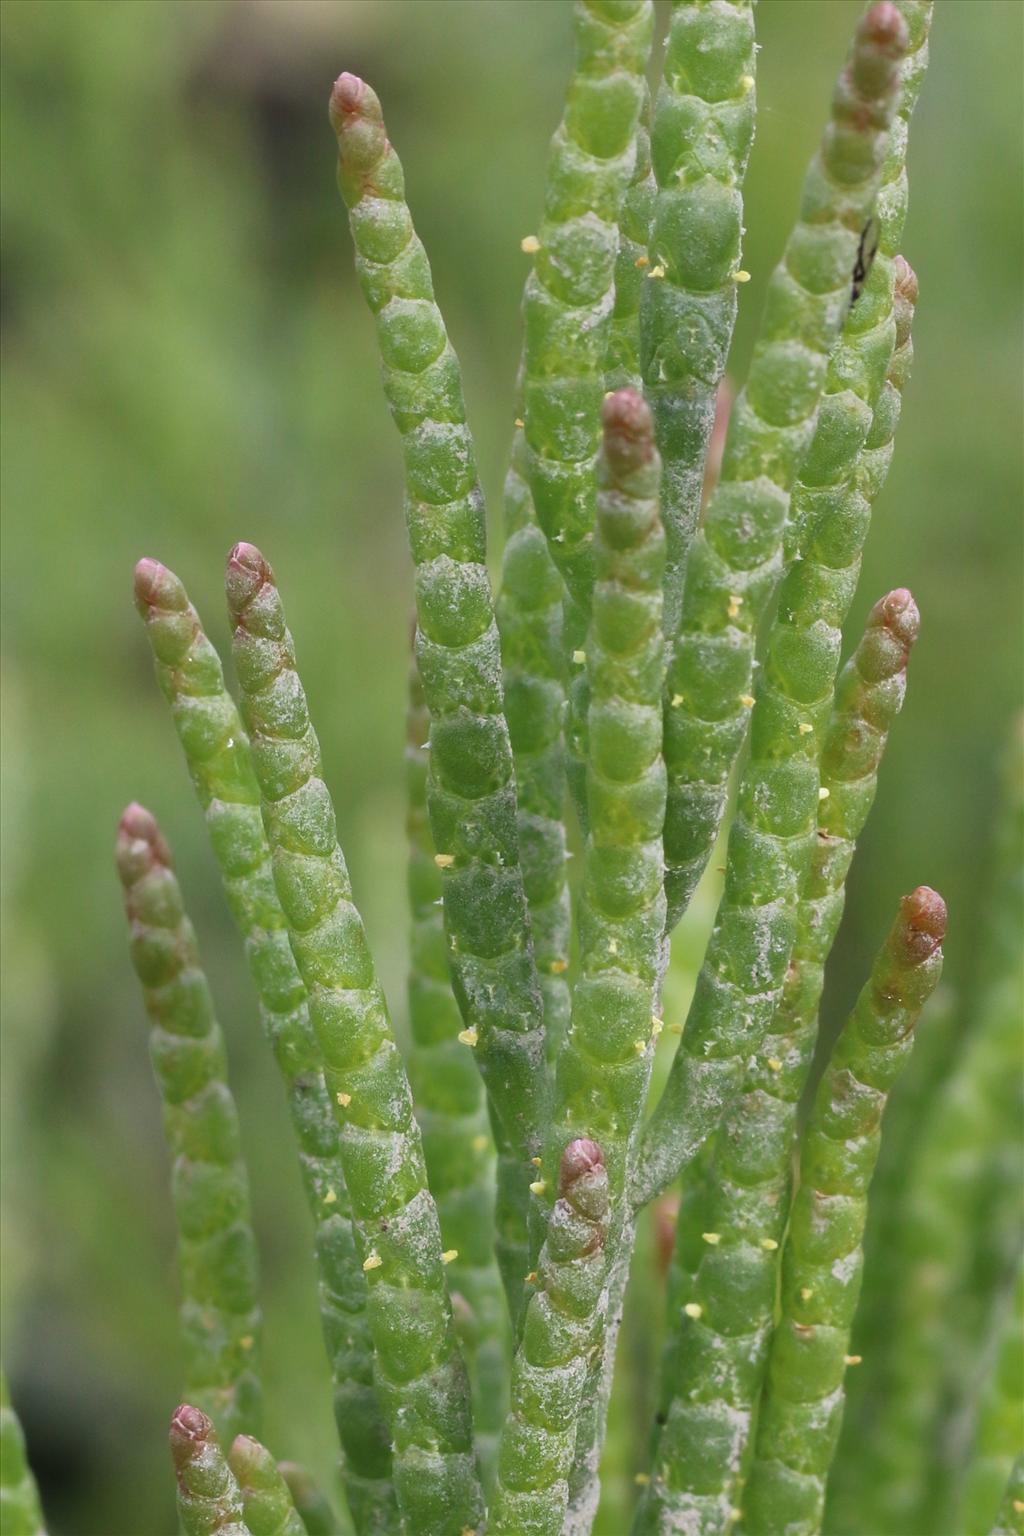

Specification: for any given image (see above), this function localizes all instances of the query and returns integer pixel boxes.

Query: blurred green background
[1,2,1020,1531]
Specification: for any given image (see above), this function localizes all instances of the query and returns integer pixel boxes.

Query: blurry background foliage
[0,2,1020,1532]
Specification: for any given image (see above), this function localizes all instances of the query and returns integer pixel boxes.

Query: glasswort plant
[4,5,1020,1536]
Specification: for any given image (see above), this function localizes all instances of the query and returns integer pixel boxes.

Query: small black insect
[850,216,880,307]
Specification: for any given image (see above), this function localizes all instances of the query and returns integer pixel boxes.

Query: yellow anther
[572,648,586,664]
[363,1252,383,1272]
[472,1134,489,1153]
[759,1238,778,1251]
[702,1232,721,1245]
[434,852,455,868]
[844,1354,863,1367]
[648,263,666,279]
[634,1473,651,1486]
[635,254,650,268]
[740,74,755,92]
[767,1058,783,1073]
[651,1017,664,1039]
[740,694,756,709]
[609,938,619,955]
[634,1039,646,1055]
[520,234,541,254]
[324,1188,338,1206]
[1013,1501,1024,1515]
[684,1302,703,1319]
[733,269,751,283]
[550,957,569,974]
[514,417,525,428]
[667,1021,683,1036]
[671,692,684,707]
[457,1027,478,1047]
[240,1335,254,1351]
[526,1270,538,1285]
[727,592,743,618]
[529,1179,547,1196]
[800,1287,814,1301]
[798,721,813,735]
[531,1156,543,1167]
[819,786,831,801]
[336,1091,352,1108]
[442,1249,458,1265]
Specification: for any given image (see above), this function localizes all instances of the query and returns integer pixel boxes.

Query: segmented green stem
[990,1457,1024,1536]
[740,887,947,1536]
[225,544,481,1536]
[278,1465,347,1536]
[229,1436,307,1536]
[496,426,571,1066]
[960,1266,1024,1536]
[405,660,507,1478]
[832,721,1023,1536]
[170,1405,252,1536]
[662,1,910,929]
[330,75,548,1279]
[636,43,919,1205]
[636,588,921,1534]
[0,1371,45,1536]
[117,806,262,1444]
[489,1140,611,1535]
[521,0,654,615]
[540,390,666,1531]
[133,559,394,1534]
[642,0,757,639]
[607,87,655,393]
[544,389,665,1213]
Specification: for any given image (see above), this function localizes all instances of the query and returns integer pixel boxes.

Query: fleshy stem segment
[330,74,549,1276]
[225,544,481,1536]
[170,1405,252,1536]
[661,0,909,930]
[740,886,947,1536]
[278,1464,347,1536]
[229,1435,307,1536]
[607,86,655,395]
[496,424,571,1066]
[116,806,262,1445]
[638,250,918,1525]
[521,0,654,616]
[522,0,654,827]
[0,1371,45,1536]
[642,0,757,641]
[489,1140,611,1535]
[405,660,507,1477]
[635,272,917,1216]
[133,559,395,1534]
[535,391,666,1529]
[636,587,921,1534]
[544,390,666,1211]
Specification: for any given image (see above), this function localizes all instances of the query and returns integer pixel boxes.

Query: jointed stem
[225,544,482,1536]
[134,559,395,1532]
[117,806,263,1446]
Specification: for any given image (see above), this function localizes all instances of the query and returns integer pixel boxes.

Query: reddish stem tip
[225,541,272,618]
[871,586,919,650]
[133,557,187,614]
[169,1404,212,1467]
[559,1137,604,1195]
[601,388,655,476]
[859,2,907,57]
[900,885,947,961]
[116,802,172,882]
[329,71,381,138]
[893,254,919,306]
